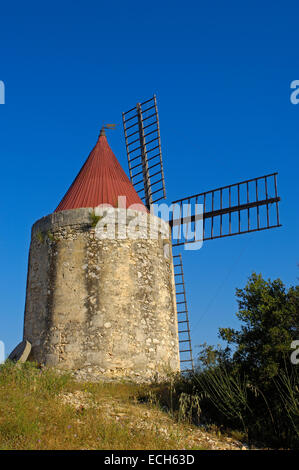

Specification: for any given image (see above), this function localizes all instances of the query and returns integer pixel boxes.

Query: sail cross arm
[170,172,282,246]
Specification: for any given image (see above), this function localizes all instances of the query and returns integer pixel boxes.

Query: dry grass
[0,362,243,450]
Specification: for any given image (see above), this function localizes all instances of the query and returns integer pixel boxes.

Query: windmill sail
[171,172,281,247]
[122,95,166,209]
[122,95,282,378]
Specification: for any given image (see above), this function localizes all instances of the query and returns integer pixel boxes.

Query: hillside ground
[0,362,247,450]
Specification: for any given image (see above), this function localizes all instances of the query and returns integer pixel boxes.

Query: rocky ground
[59,390,249,451]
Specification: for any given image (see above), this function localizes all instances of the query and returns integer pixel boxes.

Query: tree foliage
[194,272,299,448]
[217,273,299,382]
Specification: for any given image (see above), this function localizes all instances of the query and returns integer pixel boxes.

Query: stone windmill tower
[23,128,180,381]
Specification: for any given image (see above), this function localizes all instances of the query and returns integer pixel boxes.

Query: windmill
[122,95,282,373]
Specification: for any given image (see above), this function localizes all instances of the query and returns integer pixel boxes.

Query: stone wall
[23,208,180,382]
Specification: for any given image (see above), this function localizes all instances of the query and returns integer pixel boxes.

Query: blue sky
[0,1,298,359]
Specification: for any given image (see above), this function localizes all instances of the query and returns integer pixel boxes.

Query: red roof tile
[55,132,147,213]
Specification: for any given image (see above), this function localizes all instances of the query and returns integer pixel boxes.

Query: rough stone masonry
[23,207,180,382]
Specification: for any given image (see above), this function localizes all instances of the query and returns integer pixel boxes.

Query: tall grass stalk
[194,367,250,431]
[274,366,299,439]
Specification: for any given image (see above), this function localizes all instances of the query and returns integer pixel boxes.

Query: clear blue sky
[0,1,298,359]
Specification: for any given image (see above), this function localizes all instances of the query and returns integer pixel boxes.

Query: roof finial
[99,123,116,138]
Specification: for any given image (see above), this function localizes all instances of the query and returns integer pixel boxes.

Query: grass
[189,366,298,449]
[0,362,243,450]
[89,210,103,228]
[36,231,44,243]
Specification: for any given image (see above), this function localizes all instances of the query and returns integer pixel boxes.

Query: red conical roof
[55,131,147,212]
